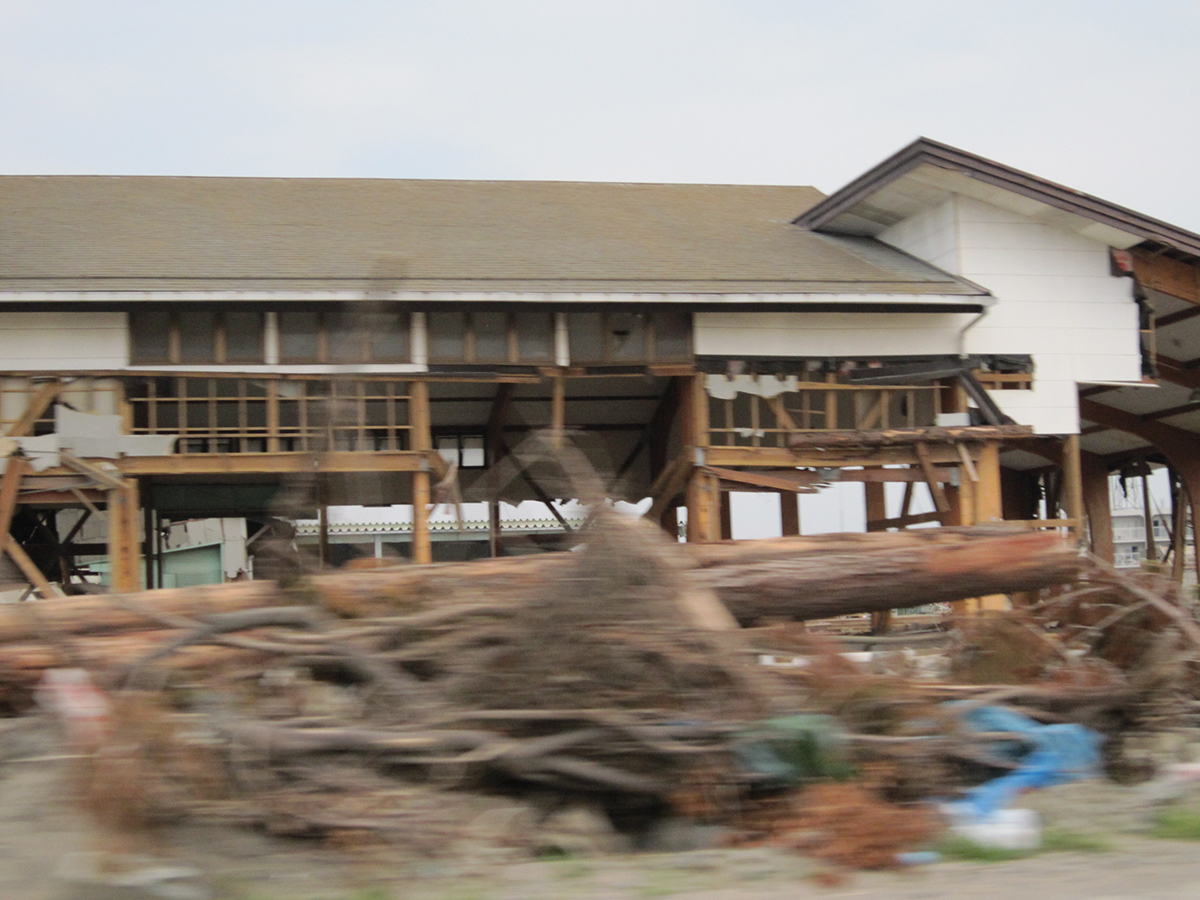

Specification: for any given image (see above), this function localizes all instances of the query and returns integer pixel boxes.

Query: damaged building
[1,137,1199,596]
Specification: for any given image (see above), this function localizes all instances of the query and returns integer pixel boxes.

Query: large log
[0,527,1081,644]
[693,528,1081,622]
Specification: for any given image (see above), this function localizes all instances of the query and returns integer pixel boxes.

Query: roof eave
[795,138,1200,260]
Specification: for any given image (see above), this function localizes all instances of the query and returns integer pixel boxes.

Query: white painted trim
[411,312,427,365]
[0,290,993,306]
[263,312,280,364]
[554,312,570,366]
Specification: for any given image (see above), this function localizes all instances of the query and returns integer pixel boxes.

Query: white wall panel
[0,312,127,369]
[878,199,960,274]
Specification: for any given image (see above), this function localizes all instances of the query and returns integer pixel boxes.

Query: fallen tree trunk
[694,528,1082,622]
[0,527,1081,645]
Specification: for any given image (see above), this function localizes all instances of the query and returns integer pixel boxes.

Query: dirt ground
[5,716,1200,900]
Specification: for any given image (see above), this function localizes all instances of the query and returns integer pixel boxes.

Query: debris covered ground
[6,504,1200,897]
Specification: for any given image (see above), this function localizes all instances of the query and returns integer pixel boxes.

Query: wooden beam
[107,479,141,593]
[4,535,62,598]
[1132,248,1200,305]
[550,374,565,451]
[915,442,950,514]
[1156,305,1200,329]
[974,443,1002,524]
[411,471,432,564]
[646,450,693,523]
[788,424,1033,448]
[110,451,431,477]
[1061,435,1084,542]
[59,451,126,490]
[779,490,799,536]
[1080,451,1114,563]
[866,511,943,530]
[0,457,28,541]
[5,380,62,438]
[704,466,817,494]
[705,445,966,468]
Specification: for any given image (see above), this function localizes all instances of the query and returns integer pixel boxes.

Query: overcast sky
[3,1,1200,231]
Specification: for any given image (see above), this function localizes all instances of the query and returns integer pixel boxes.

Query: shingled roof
[0,176,984,297]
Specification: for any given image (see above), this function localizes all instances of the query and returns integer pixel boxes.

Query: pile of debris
[4,508,1200,873]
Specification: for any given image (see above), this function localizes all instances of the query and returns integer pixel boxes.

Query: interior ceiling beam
[1079,397,1198,459]
[1133,248,1200,305]
[1155,355,1200,390]
[1156,306,1200,329]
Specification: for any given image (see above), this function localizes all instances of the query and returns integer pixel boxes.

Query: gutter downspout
[957,307,989,359]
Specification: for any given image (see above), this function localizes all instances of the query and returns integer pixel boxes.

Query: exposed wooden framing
[616,377,680,482]
[1061,434,1085,542]
[914,443,950,514]
[974,443,1002,524]
[0,457,28,540]
[788,424,1032,448]
[867,510,942,530]
[779,490,800,536]
[1132,248,1200,305]
[645,450,693,524]
[1171,469,1187,582]
[59,451,126,490]
[1080,395,1200,579]
[703,466,817,494]
[106,451,432,477]
[1080,451,1115,563]
[683,375,718,543]
[1156,306,1200,329]
[956,443,979,483]
[107,479,141,593]
[409,381,433,564]
[5,380,62,438]
[550,374,565,451]
[1140,460,1158,561]
[4,536,61,598]
[865,466,891,634]
[706,445,967,468]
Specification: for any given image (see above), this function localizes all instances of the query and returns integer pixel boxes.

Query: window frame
[130,308,266,365]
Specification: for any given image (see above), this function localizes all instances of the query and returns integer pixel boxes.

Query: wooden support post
[682,374,718,542]
[719,491,733,541]
[143,501,156,590]
[550,374,565,451]
[864,470,891,631]
[779,490,800,536]
[266,381,281,452]
[107,479,141,593]
[317,497,330,568]
[1081,452,1115,564]
[915,442,950,514]
[410,380,433,564]
[1141,462,1157,562]
[686,470,721,543]
[412,469,432,563]
[974,443,1002,524]
[1171,470,1186,583]
[1062,434,1084,543]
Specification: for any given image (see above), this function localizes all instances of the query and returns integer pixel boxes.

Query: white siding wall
[694,311,972,358]
[881,195,1141,434]
[876,198,960,273]
[0,312,127,369]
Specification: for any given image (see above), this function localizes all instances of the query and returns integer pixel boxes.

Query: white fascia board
[0,290,990,306]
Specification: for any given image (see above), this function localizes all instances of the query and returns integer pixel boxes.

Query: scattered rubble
[4,511,1200,883]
